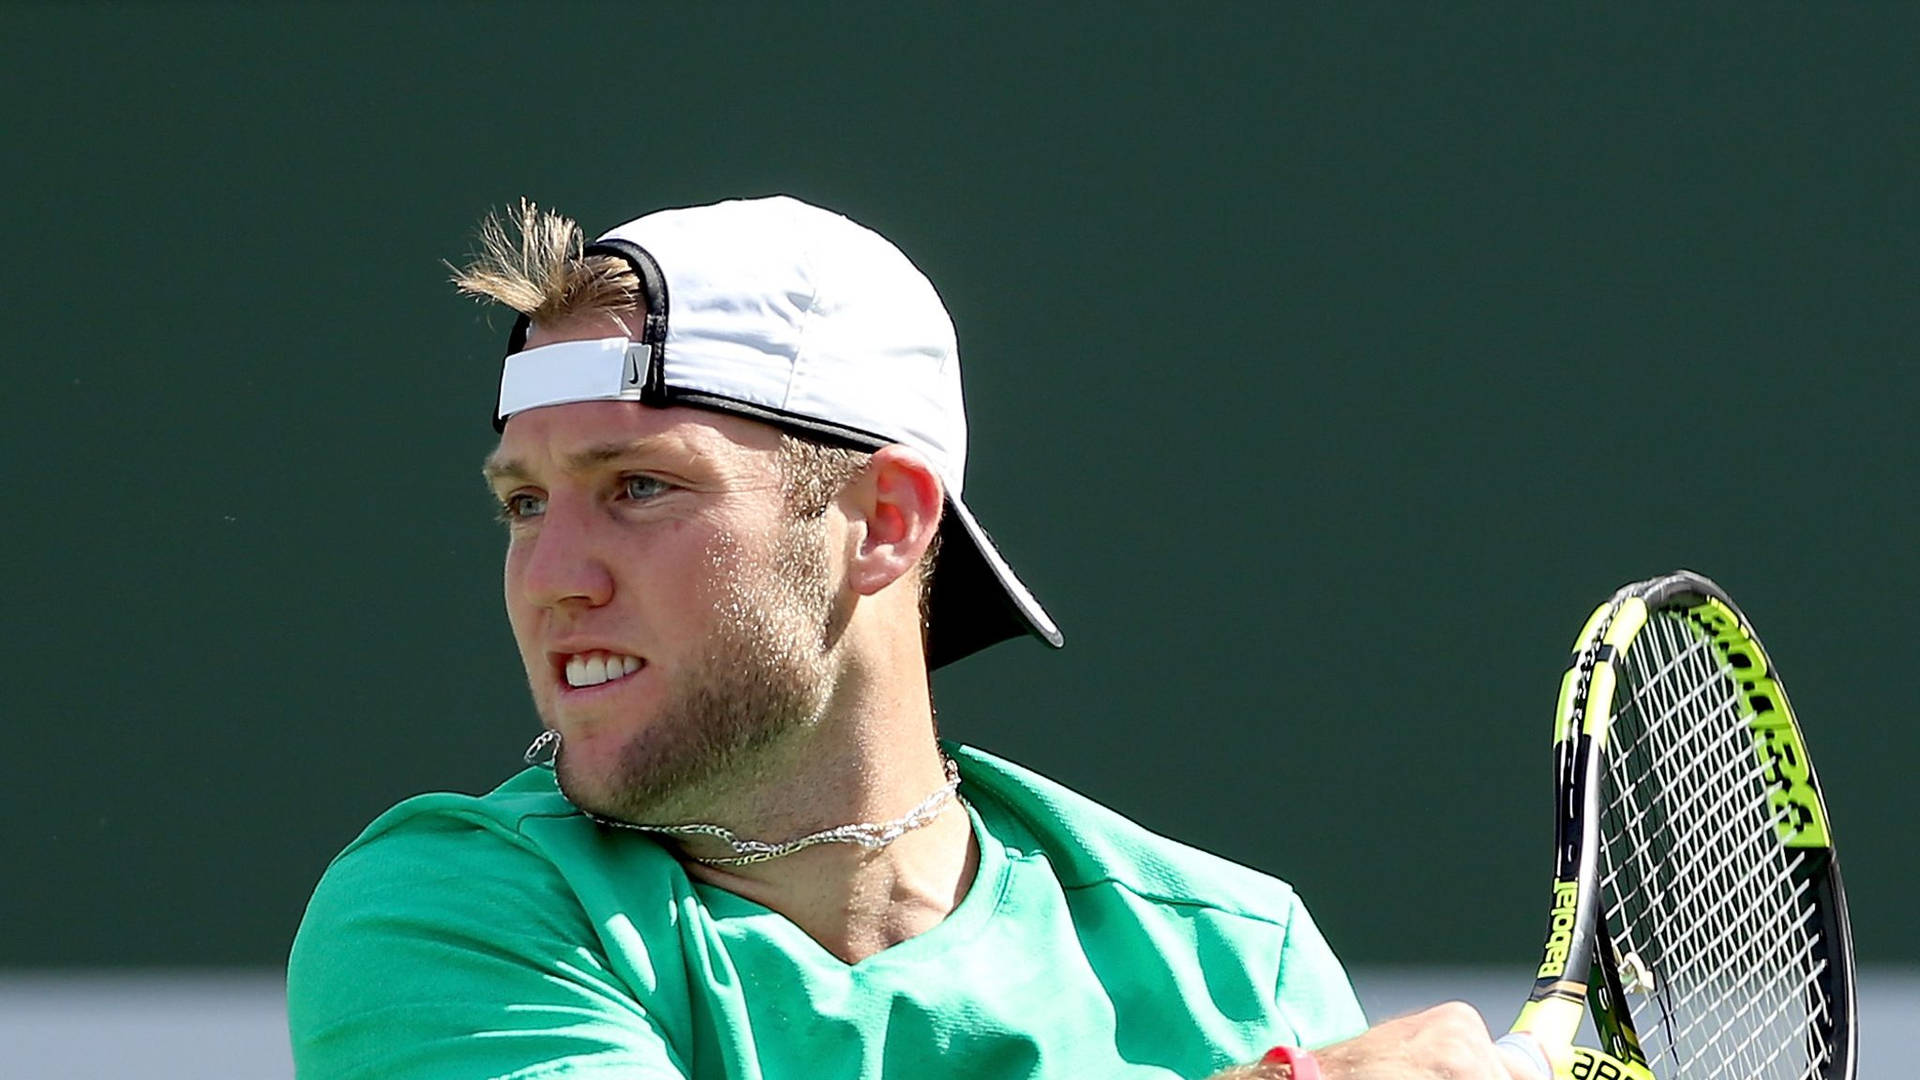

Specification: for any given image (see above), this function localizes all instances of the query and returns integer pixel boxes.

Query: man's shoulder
[298,767,682,943]
[950,744,1302,930]
[341,766,588,855]
[289,771,694,1077]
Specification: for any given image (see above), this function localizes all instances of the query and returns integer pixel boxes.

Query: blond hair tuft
[449,199,639,324]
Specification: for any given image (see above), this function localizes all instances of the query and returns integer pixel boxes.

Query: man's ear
[843,445,943,598]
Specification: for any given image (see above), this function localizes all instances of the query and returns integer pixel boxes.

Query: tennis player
[287,195,1536,1079]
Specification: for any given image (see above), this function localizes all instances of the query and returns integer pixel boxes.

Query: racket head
[1513,571,1855,1080]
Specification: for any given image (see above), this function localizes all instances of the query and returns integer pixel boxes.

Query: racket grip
[1493,1033,1552,1079]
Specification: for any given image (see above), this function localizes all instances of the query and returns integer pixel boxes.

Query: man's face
[485,395,844,824]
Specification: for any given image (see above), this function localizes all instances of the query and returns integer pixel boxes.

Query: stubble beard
[553,514,840,825]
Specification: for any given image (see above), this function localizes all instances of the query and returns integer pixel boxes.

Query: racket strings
[1603,699,1770,881]
[1607,614,1820,1077]
[1659,842,1806,986]
[1600,633,1753,896]
[1605,619,1825,1078]
[1599,634,1760,956]
[1692,945,1830,1076]
[1606,749,1791,935]
[1669,872,1815,1020]
[1601,624,1732,1069]
[1606,622,1768,933]
[1592,610,1828,1079]
[1642,617,1821,1010]
[1703,961,1834,1080]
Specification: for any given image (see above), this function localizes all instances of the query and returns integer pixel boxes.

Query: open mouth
[557,650,645,690]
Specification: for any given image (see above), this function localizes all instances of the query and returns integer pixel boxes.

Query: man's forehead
[483,401,782,480]
[522,309,643,350]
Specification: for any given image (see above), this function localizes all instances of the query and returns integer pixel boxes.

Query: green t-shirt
[288,744,1366,1079]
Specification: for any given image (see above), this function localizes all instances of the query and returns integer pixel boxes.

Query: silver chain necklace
[522,730,963,867]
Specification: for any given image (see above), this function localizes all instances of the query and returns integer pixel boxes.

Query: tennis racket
[1492,571,1855,1080]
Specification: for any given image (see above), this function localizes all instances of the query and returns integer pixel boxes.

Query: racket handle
[1493,1033,1553,1079]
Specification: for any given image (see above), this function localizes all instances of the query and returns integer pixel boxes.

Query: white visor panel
[497,337,647,423]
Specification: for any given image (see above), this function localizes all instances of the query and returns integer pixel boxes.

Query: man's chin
[551,757,602,811]
[553,752,639,819]
[552,739,720,825]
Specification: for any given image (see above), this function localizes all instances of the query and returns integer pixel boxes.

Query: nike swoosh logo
[622,345,645,389]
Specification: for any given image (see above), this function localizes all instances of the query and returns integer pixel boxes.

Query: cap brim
[925,495,1063,669]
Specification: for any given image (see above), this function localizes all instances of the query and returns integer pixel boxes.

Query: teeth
[563,651,643,689]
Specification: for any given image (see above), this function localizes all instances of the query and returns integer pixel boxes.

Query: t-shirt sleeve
[287,806,688,1080]
[1272,894,1369,1049]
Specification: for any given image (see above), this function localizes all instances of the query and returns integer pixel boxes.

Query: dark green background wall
[3,4,1913,970]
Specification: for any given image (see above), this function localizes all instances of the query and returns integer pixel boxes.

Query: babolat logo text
[1571,1050,1628,1080]
[1536,880,1580,978]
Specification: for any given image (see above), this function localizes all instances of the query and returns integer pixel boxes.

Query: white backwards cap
[494,195,1062,668]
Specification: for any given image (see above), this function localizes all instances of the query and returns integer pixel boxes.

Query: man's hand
[1212,1003,1542,1080]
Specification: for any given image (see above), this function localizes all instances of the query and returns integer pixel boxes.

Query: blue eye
[496,492,546,523]
[622,475,670,501]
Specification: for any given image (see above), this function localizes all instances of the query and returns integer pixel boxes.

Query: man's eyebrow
[481,437,682,485]
[480,456,531,485]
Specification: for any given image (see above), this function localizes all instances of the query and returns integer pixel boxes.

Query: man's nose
[517,497,615,609]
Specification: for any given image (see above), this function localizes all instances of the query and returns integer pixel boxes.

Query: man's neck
[672,620,976,963]
[683,788,980,964]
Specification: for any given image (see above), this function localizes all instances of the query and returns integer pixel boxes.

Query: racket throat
[1589,921,1654,1072]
